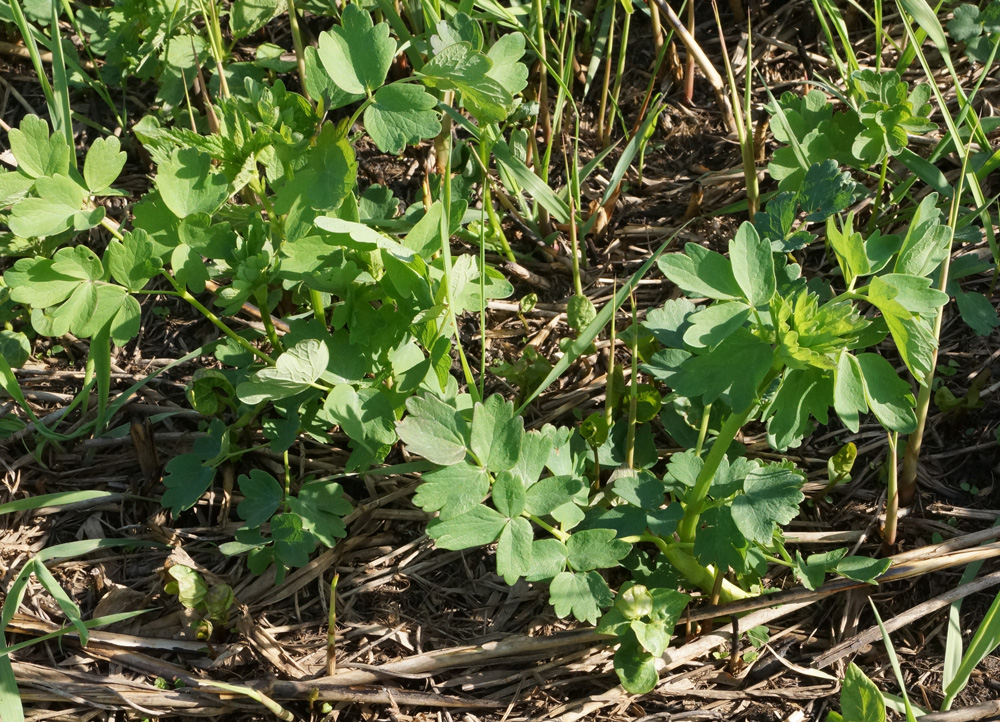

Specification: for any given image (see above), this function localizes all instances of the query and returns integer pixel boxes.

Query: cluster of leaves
[397,388,887,692]
[1,6,529,581]
[163,564,236,639]
[948,1,1000,63]
[767,68,936,187]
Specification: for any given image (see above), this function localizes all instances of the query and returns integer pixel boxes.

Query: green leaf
[612,469,666,510]
[485,32,528,96]
[105,229,161,291]
[276,123,357,216]
[83,135,126,193]
[856,353,917,433]
[730,222,775,307]
[670,329,773,411]
[841,663,886,722]
[496,516,534,584]
[303,45,363,110]
[155,147,230,218]
[956,291,1000,336]
[161,419,227,514]
[549,570,614,624]
[170,243,209,293]
[231,0,286,39]
[524,475,585,516]
[510,429,553,488]
[427,504,507,549]
[237,339,330,405]
[658,243,742,300]
[799,160,860,221]
[165,565,208,609]
[286,482,351,548]
[694,505,748,572]
[566,529,630,571]
[682,302,751,348]
[317,4,395,95]
[643,297,696,348]
[948,4,982,42]
[271,512,316,568]
[237,470,283,528]
[834,352,868,433]
[631,619,670,656]
[8,174,97,238]
[764,368,833,451]
[413,462,490,520]
[567,294,597,332]
[398,393,470,465]
[471,394,523,472]
[793,548,847,590]
[8,114,70,179]
[0,330,30,369]
[492,471,526,518]
[614,634,659,693]
[422,42,512,123]
[731,465,804,544]
[835,556,891,584]
[525,538,568,581]
[364,83,441,154]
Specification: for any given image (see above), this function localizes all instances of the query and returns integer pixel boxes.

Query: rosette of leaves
[849,70,936,165]
[766,70,936,187]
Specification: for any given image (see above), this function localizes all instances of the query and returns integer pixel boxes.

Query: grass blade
[870,599,919,722]
[516,225,684,414]
[0,655,23,722]
[0,490,119,516]
[48,1,74,150]
[942,585,1000,710]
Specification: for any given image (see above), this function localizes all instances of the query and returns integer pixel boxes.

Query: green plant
[0,7,530,580]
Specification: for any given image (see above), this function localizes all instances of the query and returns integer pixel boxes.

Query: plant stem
[899,146,969,506]
[882,431,899,554]
[868,154,890,234]
[694,402,712,457]
[625,293,639,469]
[438,128,482,403]
[678,368,780,544]
[326,573,339,676]
[597,0,616,147]
[309,288,328,327]
[285,0,311,103]
[165,273,276,366]
[254,287,284,354]
[527,513,570,542]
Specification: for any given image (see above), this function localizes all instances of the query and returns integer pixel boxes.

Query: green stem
[678,368,780,544]
[527,513,569,542]
[254,287,284,354]
[625,293,638,470]
[868,154,890,234]
[882,431,899,553]
[438,129,482,403]
[285,0,311,104]
[309,288,328,327]
[694,402,712,457]
[164,272,276,366]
